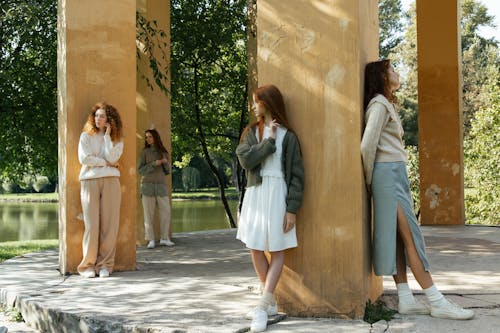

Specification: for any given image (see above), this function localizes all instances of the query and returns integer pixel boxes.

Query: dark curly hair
[83,102,123,142]
[364,59,397,110]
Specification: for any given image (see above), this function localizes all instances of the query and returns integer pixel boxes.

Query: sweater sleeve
[78,133,106,167]
[286,134,304,214]
[103,135,123,163]
[137,149,157,175]
[236,132,276,171]
[361,103,390,187]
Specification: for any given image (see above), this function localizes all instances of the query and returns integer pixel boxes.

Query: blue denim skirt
[371,161,430,276]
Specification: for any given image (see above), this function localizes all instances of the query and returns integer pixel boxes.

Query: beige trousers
[142,195,171,241]
[78,177,121,274]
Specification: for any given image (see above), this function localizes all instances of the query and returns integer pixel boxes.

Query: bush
[464,85,500,224]
[181,166,200,191]
[33,176,51,193]
[406,145,420,217]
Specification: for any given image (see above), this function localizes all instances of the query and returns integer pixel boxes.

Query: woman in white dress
[236,84,304,332]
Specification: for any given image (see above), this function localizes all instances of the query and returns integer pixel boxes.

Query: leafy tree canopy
[0,0,57,182]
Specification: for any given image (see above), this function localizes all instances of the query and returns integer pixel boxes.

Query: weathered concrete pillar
[416,0,464,225]
[136,1,172,244]
[257,0,381,317]
[58,0,137,273]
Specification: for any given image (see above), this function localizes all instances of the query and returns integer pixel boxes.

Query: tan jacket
[361,94,408,186]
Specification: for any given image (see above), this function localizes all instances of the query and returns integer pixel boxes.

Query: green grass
[0,193,58,202]
[172,187,238,200]
[0,240,58,263]
[0,188,239,201]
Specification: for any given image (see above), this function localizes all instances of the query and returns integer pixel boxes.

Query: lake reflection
[0,200,238,242]
[0,203,58,242]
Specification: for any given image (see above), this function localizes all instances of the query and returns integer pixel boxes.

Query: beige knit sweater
[361,94,408,186]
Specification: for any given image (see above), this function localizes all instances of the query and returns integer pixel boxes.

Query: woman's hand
[105,123,111,136]
[270,119,279,139]
[283,212,296,233]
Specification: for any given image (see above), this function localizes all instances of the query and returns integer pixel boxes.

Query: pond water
[0,200,238,242]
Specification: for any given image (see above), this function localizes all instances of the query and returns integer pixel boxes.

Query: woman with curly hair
[361,60,473,320]
[78,102,124,278]
[138,129,175,249]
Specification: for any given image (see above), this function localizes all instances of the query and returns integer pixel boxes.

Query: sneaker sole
[431,311,474,320]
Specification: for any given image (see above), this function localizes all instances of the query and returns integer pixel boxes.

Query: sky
[401,0,500,42]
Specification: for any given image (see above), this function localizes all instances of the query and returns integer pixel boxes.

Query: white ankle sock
[397,283,416,304]
[423,285,446,307]
[257,291,274,310]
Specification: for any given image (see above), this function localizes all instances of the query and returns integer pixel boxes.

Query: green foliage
[464,85,500,224]
[363,300,397,325]
[0,0,58,182]
[0,239,58,263]
[461,0,497,50]
[170,0,247,166]
[378,0,403,59]
[136,11,170,95]
[406,145,420,216]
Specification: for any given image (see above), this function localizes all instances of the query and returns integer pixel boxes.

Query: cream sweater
[78,132,124,181]
[361,94,407,186]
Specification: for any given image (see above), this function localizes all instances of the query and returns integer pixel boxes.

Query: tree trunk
[193,64,236,228]
[236,85,248,214]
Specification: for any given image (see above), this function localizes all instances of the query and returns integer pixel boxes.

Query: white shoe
[147,240,155,249]
[431,299,474,320]
[398,300,430,315]
[245,303,278,319]
[99,268,110,278]
[250,307,268,332]
[159,239,175,246]
[80,269,96,278]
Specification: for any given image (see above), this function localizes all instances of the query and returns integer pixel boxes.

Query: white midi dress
[237,126,298,252]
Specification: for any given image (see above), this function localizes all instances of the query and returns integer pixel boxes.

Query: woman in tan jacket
[361,60,473,320]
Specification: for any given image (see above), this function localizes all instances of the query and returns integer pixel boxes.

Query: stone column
[58,0,137,273]
[416,0,464,225]
[256,0,381,317]
[136,1,172,244]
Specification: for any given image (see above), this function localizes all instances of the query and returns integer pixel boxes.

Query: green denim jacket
[236,127,304,214]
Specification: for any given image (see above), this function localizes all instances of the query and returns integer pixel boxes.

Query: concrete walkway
[1,225,499,333]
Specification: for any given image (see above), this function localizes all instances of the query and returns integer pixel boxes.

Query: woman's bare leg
[396,204,433,289]
[250,250,268,285]
[263,251,285,294]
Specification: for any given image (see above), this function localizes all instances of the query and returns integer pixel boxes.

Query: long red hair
[240,84,291,142]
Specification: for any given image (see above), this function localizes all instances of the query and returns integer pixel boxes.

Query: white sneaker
[431,299,474,320]
[147,240,155,249]
[245,303,278,319]
[250,307,268,332]
[159,239,175,246]
[398,300,430,315]
[99,268,110,278]
[80,269,95,278]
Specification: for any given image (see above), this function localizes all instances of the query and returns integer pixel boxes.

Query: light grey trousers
[142,195,171,241]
